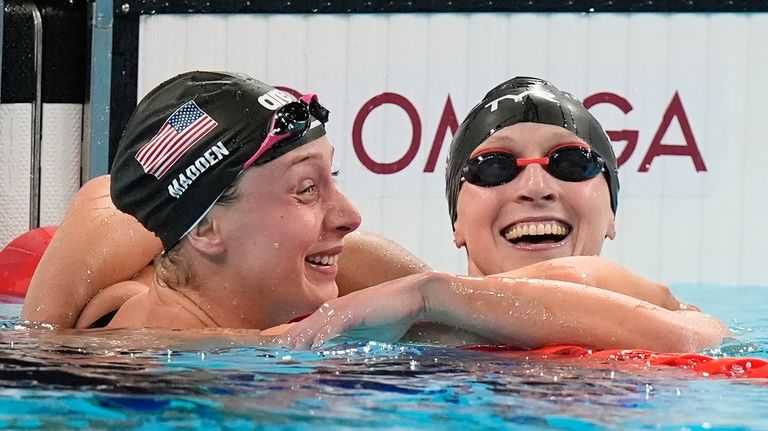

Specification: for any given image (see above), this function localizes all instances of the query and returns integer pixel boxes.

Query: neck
[188,263,276,330]
[150,281,219,328]
[466,256,487,277]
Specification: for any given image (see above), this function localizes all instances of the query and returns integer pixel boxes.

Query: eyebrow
[286,146,335,168]
[288,154,315,167]
[285,151,328,170]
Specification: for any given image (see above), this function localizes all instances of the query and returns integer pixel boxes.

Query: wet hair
[445,77,619,226]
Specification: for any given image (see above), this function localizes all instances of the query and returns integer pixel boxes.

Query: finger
[311,335,324,350]
[310,315,350,350]
[680,302,701,312]
[304,304,343,349]
[283,303,338,349]
[292,327,321,350]
[277,331,300,349]
[310,322,339,350]
[283,319,323,350]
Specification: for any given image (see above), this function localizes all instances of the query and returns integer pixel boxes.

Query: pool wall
[0,1,85,250]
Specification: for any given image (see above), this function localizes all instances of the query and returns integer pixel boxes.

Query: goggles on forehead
[461,143,604,187]
[242,93,329,169]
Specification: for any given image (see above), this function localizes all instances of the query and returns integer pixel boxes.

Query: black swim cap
[445,77,619,225]
[111,71,327,251]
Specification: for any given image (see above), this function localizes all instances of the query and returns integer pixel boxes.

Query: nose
[326,185,362,236]
[510,163,558,204]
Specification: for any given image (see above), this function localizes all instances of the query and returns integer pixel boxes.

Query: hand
[652,284,699,311]
[280,273,430,349]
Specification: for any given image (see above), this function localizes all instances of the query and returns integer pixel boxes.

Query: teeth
[306,254,339,266]
[503,221,570,242]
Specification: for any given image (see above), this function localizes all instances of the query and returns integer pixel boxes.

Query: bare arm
[283,272,727,352]
[499,256,693,311]
[21,175,426,327]
[336,230,430,296]
[420,273,723,351]
[21,175,161,327]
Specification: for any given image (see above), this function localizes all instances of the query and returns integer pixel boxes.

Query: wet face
[453,123,616,276]
[211,136,361,326]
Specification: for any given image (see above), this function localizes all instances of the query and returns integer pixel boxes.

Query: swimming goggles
[461,143,604,187]
[242,93,329,169]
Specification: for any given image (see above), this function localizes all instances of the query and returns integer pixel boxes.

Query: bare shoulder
[337,230,430,296]
[75,280,149,329]
[77,174,111,198]
[22,174,162,328]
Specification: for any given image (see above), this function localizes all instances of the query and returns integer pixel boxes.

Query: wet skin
[453,123,616,276]
[202,136,362,328]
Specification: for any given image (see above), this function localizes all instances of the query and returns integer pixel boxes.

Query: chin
[308,282,339,304]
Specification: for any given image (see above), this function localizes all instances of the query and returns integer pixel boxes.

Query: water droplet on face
[120,3,130,13]
[273,242,280,249]
[235,90,242,99]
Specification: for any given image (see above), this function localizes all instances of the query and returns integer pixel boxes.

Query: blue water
[0,284,766,430]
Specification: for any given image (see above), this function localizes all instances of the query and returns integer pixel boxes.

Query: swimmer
[22,74,725,352]
[284,77,726,351]
[65,71,365,330]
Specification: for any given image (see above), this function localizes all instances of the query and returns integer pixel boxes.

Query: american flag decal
[135,101,219,179]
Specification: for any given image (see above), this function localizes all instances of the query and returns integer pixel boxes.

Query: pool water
[0,284,766,430]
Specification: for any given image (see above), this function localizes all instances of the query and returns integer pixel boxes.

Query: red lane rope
[463,344,768,378]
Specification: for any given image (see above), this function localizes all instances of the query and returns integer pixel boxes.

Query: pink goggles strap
[241,93,319,169]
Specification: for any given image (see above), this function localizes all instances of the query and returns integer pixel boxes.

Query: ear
[186,217,226,256]
[605,217,616,240]
[453,219,467,249]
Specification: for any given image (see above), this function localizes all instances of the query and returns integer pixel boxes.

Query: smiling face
[208,136,361,327]
[453,123,616,276]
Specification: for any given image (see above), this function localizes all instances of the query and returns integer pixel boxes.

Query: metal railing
[28,4,42,230]
[83,0,112,180]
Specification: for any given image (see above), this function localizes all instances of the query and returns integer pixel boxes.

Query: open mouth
[306,253,340,266]
[502,221,571,245]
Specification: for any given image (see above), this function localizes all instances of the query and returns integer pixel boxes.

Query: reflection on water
[0,286,767,430]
